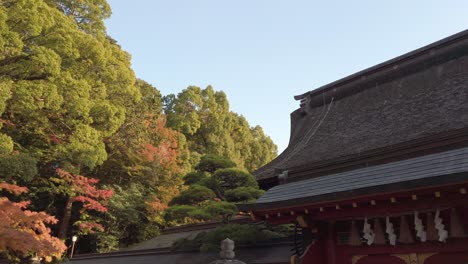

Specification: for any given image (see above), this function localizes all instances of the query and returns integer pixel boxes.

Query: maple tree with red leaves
[54,169,113,239]
[140,116,181,167]
[0,183,67,262]
[139,115,184,204]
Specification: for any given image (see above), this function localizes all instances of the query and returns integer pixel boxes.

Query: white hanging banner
[414,211,427,242]
[362,218,375,245]
[434,209,448,242]
[385,217,397,246]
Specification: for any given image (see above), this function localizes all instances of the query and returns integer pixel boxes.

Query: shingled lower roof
[244,146,468,211]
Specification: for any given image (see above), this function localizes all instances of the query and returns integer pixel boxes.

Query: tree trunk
[58,197,73,239]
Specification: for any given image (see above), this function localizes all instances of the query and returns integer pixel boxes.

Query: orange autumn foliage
[0,182,27,195]
[140,116,184,218]
[146,196,168,213]
[78,222,104,233]
[140,116,180,170]
[146,186,181,214]
[0,183,66,261]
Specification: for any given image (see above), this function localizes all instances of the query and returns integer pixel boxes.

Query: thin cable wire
[281,96,335,164]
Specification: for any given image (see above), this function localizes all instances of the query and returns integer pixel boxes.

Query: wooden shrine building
[239,29,468,264]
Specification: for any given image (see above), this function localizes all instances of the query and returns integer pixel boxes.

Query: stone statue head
[219,238,235,259]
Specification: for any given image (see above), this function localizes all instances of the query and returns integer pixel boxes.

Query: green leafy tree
[0,153,38,183]
[89,80,188,249]
[0,0,277,254]
[0,1,141,251]
[169,185,215,206]
[173,224,286,252]
[93,79,187,187]
[195,154,236,173]
[164,202,237,225]
[164,86,277,172]
[182,171,209,185]
[245,126,278,171]
[0,0,138,174]
[204,201,237,223]
[165,86,203,136]
[164,205,200,226]
[45,0,112,35]
[92,183,162,252]
[224,186,264,203]
[164,157,262,226]
[211,168,258,196]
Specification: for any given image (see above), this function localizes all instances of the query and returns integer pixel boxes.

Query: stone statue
[209,238,246,264]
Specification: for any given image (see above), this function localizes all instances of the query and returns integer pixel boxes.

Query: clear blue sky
[105,1,468,152]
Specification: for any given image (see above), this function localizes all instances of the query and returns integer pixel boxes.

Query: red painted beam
[253,184,468,223]
[309,195,468,221]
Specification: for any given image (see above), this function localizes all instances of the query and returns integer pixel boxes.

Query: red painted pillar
[325,221,336,264]
[301,222,326,264]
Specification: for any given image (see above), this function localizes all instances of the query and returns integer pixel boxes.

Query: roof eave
[241,173,468,213]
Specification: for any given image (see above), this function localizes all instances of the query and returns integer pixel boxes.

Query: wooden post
[348,221,361,246]
[398,215,414,244]
[373,218,386,245]
[426,212,438,241]
[325,221,336,264]
[450,208,466,238]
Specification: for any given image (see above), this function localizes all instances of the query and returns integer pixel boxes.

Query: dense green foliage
[173,224,287,252]
[224,186,264,203]
[195,154,236,173]
[182,171,209,185]
[0,0,277,257]
[164,86,277,172]
[211,168,259,194]
[169,185,216,206]
[164,155,263,226]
